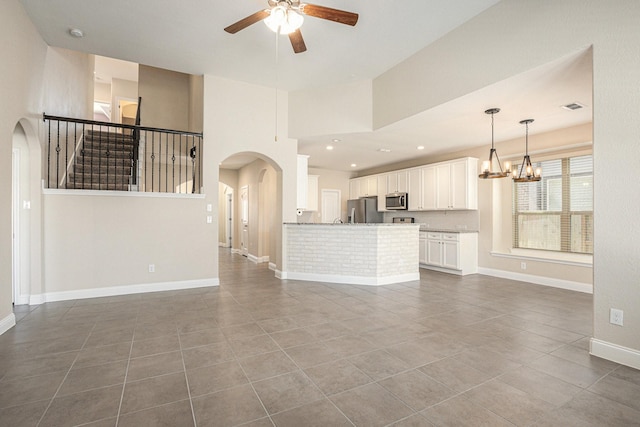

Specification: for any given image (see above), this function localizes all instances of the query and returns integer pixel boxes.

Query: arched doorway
[11,120,42,305]
[218,152,282,274]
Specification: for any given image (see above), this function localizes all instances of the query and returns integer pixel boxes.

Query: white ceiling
[20,0,592,172]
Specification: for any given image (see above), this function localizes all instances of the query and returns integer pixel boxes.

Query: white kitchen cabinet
[422,166,437,210]
[297,155,309,209]
[349,175,378,199]
[387,171,408,193]
[419,232,427,264]
[305,175,319,211]
[377,174,389,211]
[421,231,478,275]
[408,168,422,210]
[435,158,477,210]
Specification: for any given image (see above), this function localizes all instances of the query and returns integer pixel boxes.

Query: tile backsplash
[384,210,479,231]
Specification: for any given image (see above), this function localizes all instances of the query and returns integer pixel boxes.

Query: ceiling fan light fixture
[265,7,303,34]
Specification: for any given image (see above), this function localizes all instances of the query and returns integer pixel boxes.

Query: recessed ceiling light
[561,102,585,111]
[69,28,84,38]
[326,145,334,150]
[351,163,357,167]
[417,145,425,150]
[332,138,341,143]
[378,148,391,153]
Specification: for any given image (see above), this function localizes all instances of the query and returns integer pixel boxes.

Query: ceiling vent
[562,102,585,111]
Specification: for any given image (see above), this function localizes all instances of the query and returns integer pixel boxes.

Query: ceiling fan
[224,0,359,54]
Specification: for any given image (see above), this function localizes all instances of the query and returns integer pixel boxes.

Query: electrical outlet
[610,308,624,326]
[520,262,527,270]
[148,264,155,273]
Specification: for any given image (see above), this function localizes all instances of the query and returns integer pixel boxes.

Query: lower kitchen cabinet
[419,231,478,275]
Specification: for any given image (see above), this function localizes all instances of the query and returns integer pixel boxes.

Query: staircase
[66,130,136,191]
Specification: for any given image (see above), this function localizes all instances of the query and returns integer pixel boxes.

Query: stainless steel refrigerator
[347,197,383,223]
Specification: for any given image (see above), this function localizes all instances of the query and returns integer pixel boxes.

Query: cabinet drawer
[427,232,442,240]
[442,233,459,241]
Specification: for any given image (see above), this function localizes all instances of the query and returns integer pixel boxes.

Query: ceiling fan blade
[288,29,307,54]
[224,10,270,34]
[300,3,358,26]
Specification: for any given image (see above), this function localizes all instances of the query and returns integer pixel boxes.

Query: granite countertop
[419,226,478,233]
[284,222,419,226]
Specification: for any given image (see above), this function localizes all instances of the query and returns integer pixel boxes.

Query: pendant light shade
[513,119,542,182]
[479,108,511,179]
[264,6,304,34]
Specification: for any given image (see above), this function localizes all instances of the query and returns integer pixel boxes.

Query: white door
[321,189,341,223]
[240,185,249,256]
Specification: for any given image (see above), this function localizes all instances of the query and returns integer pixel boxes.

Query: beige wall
[189,75,204,133]
[111,77,138,123]
[203,75,298,272]
[301,167,353,223]
[42,194,214,294]
[138,65,190,130]
[0,0,48,324]
[94,82,111,103]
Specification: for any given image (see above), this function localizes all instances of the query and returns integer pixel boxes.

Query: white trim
[0,313,16,336]
[590,338,640,370]
[281,271,420,286]
[13,295,30,306]
[218,242,230,248]
[491,250,592,268]
[478,267,592,294]
[420,264,465,276]
[39,278,219,303]
[231,248,242,255]
[29,294,45,305]
[42,185,205,199]
[268,262,276,271]
[275,269,285,279]
[12,148,20,304]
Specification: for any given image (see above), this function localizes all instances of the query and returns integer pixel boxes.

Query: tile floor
[1,251,639,426]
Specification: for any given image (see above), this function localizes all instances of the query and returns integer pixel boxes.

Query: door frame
[11,148,20,304]
[321,189,341,223]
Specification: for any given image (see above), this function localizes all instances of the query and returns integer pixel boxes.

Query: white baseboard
[30,294,45,305]
[218,242,230,248]
[231,249,242,255]
[13,295,30,306]
[0,313,16,335]
[268,262,276,271]
[478,267,593,294]
[247,254,269,264]
[275,269,285,279]
[590,338,640,370]
[281,271,420,286]
[40,278,220,303]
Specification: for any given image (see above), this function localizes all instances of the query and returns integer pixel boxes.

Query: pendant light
[479,108,511,179]
[513,119,542,182]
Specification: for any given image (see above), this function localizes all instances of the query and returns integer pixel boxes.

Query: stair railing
[43,113,203,194]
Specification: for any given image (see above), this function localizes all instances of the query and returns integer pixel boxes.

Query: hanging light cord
[274,27,279,142]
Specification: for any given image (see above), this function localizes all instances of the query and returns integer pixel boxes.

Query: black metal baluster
[105,126,110,191]
[159,132,163,192]
[179,135,183,193]
[46,118,51,189]
[90,123,94,190]
[151,131,155,192]
[72,123,77,189]
[55,121,61,189]
[81,124,86,190]
[165,133,168,193]
[171,133,176,193]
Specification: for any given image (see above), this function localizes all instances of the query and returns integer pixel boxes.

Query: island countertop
[281,223,419,286]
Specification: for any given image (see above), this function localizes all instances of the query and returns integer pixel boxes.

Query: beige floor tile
[229,334,280,358]
[348,349,410,381]
[117,399,195,427]
[239,350,298,382]
[330,383,414,427]
[304,358,372,396]
[421,395,513,427]
[187,359,248,397]
[126,351,184,382]
[0,371,66,409]
[379,370,455,411]
[587,374,640,412]
[181,341,235,370]
[252,370,324,414]
[270,398,352,427]
[192,384,267,426]
[528,354,608,388]
[418,357,493,393]
[130,334,181,358]
[39,384,123,426]
[58,360,127,396]
[498,366,582,407]
[120,372,189,415]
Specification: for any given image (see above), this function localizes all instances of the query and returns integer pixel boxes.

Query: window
[512,155,593,254]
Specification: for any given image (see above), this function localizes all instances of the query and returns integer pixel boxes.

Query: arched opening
[11,119,42,305]
[218,152,283,276]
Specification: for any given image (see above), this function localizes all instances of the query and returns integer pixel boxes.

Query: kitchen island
[281,223,420,286]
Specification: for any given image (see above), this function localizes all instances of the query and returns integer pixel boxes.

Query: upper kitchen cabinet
[377,174,389,211]
[297,155,309,210]
[350,175,378,199]
[387,171,408,193]
[435,158,477,210]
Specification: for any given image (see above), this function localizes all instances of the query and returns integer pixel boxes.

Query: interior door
[321,189,341,223]
[240,185,249,256]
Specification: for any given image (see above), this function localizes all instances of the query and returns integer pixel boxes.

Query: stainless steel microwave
[385,192,408,210]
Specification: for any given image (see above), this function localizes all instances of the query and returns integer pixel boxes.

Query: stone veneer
[282,223,420,285]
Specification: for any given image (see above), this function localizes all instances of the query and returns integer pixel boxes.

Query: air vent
[562,102,585,111]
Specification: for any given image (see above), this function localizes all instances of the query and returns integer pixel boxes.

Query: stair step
[65,182,131,191]
[82,140,136,151]
[79,148,133,159]
[76,155,134,166]
[73,164,132,174]
[68,173,132,184]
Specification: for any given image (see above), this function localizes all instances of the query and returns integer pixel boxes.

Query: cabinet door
[365,176,378,197]
[436,163,451,209]
[450,160,468,209]
[426,240,442,266]
[306,175,319,211]
[442,240,459,269]
[408,168,422,210]
[422,166,437,210]
[396,171,408,193]
[377,174,388,211]
[349,179,360,200]
[419,235,427,264]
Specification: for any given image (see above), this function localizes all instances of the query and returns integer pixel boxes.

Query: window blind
[512,154,593,254]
